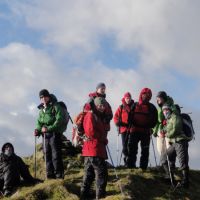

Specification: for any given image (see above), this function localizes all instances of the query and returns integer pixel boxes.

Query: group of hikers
[0,82,193,199]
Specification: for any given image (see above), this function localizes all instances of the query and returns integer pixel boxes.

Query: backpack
[50,94,70,132]
[72,111,87,147]
[181,113,195,141]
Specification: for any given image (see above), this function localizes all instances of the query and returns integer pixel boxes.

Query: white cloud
[7,0,200,76]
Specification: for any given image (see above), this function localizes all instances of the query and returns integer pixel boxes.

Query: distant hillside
[2,142,200,200]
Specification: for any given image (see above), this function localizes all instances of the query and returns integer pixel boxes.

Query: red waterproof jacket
[132,88,158,133]
[114,98,135,134]
[82,111,108,159]
[84,92,113,131]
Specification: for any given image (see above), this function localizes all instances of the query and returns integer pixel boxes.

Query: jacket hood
[139,88,152,104]
[122,98,134,106]
[2,142,14,153]
[89,92,106,98]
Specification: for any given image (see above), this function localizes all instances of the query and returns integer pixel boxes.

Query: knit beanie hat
[124,92,131,98]
[96,82,106,90]
[157,91,167,101]
[94,97,106,106]
[39,89,50,98]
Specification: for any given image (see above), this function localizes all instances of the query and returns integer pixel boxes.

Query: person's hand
[41,127,48,133]
[162,119,167,126]
[160,130,166,138]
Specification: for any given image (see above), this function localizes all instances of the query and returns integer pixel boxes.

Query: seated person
[0,143,39,196]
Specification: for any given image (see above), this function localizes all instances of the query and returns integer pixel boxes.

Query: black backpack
[181,113,195,141]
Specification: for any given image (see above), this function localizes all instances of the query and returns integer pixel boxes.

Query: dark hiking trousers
[161,140,189,170]
[127,131,150,169]
[121,132,129,165]
[44,132,64,177]
[81,157,108,198]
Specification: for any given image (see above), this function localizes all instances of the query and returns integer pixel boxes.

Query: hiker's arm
[83,112,95,138]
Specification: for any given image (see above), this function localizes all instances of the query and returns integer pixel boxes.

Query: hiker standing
[0,143,36,196]
[153,91,178,158]
[127,88,158,169]
[114,92,135,166]
[80,97,109,200]
[84,82,113,132]
[35,89,65,179]
[160,104,190,188]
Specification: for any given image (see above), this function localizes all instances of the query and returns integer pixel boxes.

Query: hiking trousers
[44,132,64,177]
[81,157,108,198]
[127,131,150,169]
[160,140,189,170]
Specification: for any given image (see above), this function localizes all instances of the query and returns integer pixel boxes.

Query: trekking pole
[43,134,47,180]
[116,131,120,166]
[151,135,158,167]
[106,145,124,196]
[164,138,175,188]
[34,136,37,178]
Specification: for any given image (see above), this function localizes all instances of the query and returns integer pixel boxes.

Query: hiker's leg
[121,132,128,165]
[50,133,64,178]
[175,141,189,188]
[93,157,108,199]
[140,131,150,170]
[127,133,139,168]
[44,136,54,178]
[81,157,95,197]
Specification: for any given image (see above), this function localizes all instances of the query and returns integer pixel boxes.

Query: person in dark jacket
[114,92,135,166]
[0,143,36,196]
[128,88,158,169]
[34,89,65,179]
[80,97,109,200]
[160,104,190,188]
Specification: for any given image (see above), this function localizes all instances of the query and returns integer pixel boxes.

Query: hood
[139,88,152,104]
[89,92,106,98]
[2,142,14,153]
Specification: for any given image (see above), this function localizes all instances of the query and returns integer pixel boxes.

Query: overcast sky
[0,0,199,169]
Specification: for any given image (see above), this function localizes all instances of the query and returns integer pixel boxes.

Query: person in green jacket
[153,91,177,158]
[160,104,190,188]
[34,89,65,179]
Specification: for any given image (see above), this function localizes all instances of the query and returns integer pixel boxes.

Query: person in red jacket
[114,92,135,166]
[80,97,108,200]
[84,82,113,132]
[128,88,158,169]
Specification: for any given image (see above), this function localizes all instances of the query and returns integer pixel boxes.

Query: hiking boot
[96,192,106,200]
[47,174,56,179]
[55,173,64,179]
[3,189,12,197]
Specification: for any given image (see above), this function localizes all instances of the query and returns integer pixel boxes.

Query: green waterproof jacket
[164,113,189,143]
[153,96,177,136]
[36,102,66,133]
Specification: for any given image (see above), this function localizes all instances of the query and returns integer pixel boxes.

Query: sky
[0,0,199,169]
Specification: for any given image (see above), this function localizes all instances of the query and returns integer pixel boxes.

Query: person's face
[96,104,106,112]
[125,97,131,104]
[97,87,106,95]
[4,145,13,156]
[40,96,50,106]
[142,93,148,102]
[157,97,165,106]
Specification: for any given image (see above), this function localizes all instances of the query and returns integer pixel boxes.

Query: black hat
[39,89,50,98]
[96,82,106,90]
[156,91,167,101]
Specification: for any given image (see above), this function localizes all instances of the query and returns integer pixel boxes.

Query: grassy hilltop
[2,142,200,200]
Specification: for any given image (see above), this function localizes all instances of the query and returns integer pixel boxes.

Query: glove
[162,119,167,126]
[34,129,40,136]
